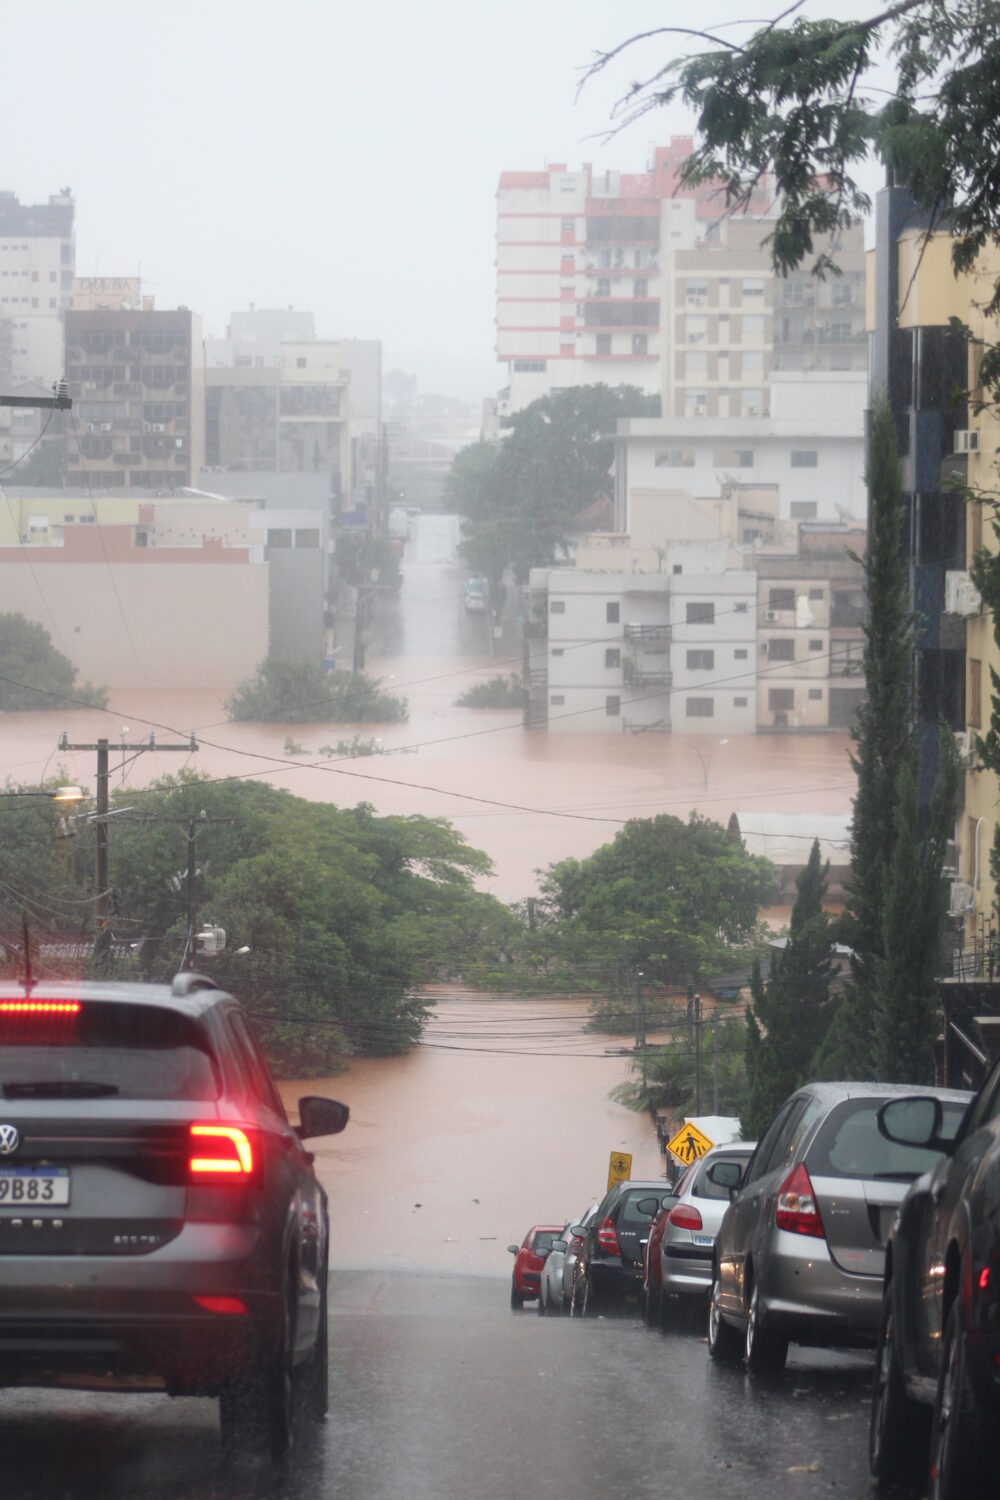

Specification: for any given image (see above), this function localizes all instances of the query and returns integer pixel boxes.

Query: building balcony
[624,622,671,642]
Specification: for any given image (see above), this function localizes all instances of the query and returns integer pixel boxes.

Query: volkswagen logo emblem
[0,1124,20,1156]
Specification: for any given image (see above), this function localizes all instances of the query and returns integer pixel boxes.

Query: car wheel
[707,1271,741,1363]
[869,1284,927,1486]
[299,1258,329,1423]
[220,1265,296,1460]
[928,1301,990,1500]
[744,1278,787,1375]
[510,1279,524,1311]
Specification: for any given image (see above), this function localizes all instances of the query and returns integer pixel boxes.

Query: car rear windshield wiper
[3,1080,120,1099]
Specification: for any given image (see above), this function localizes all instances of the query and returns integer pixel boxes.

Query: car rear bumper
[661,1243,713,1296]
[759,1234,883,1345]
[0,1221,279,1393]
[590,1259,643,1302]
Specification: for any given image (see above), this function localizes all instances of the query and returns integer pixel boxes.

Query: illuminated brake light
[194,1295,248,1316]
[0,1001,81,1015]
[189,1124,254,1176]
[980,1266,990,1292]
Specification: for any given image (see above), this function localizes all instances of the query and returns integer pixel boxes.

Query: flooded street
[281,990,663,1276]
[0,512,856,904]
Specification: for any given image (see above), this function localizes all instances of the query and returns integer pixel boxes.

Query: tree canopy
[0,613,108,712]
[225,658,407,724]
[448,384,659,588]
[590,3,1000,309]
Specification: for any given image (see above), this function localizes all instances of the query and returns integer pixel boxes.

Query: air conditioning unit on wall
[954,730,975,767]
[954,429,980,454]
[944,571,983,616]
[949,880,974,918]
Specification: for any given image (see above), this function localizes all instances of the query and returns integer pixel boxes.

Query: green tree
[225,658,407,724]
[614,1016,748,1120]
[743,840,836,1138]
[590,4,1000,310]
[0,613,108,711]
[448,384,660,586]
[539,814,772,1012]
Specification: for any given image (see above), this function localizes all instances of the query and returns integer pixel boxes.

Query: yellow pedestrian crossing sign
[607,1151,632,1191]
[666,1121,714,1165]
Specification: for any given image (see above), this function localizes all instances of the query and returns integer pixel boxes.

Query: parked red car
[508,1225,563,1309]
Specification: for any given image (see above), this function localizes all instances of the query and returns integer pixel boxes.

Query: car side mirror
[707,1160,744,1193]
[552,1239,568,1253]
[296,1096,349,1140]
[507,1244,519,1255]
[877,1096,951,1153]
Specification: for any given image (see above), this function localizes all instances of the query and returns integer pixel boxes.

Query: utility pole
[59,732,196,957]
[694,992,702,1115]
[712,1011,719,1115]
[634,969,646,1090]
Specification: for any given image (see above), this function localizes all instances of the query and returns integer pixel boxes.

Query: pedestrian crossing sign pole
[665,1121,714,1166]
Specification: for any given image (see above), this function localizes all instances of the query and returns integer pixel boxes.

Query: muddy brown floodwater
[279,990,664,1275]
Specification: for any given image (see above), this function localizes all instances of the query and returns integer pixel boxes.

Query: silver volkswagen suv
[0,974,348,1456]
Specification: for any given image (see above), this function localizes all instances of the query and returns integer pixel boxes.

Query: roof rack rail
[171,971,220,998]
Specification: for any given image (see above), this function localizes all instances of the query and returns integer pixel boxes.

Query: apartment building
[0,189,75,387]
[495,141,865,420]
[64,304,205,488]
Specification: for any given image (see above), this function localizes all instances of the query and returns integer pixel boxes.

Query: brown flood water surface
[279,991,664,1276]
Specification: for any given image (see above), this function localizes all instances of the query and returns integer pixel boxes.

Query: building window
[686,601,715,625]
[561,219,575,234]
[631,333,648,355]
[809,638,823,652]
[606,695,621,717]
[741,314,765,339]
[596,278,611,298]
[790,500,818,520]
[634,278,648,299]
[606,602,620,623]
[685,315,708,343]
[685,698,714,717]
[596,334,611,355]
[296,357,307,369]
[294,529,320,548]
[768,588,795,612]
[672,564,683,575]
[740,387,766,416]
[741,350,764,372]
[267,528,292,547]
[791,450,818,467]
[734,696,748,706]
[970,657,983,727]
[972,501,984,554]
[734,601,749,614]
[712,449,753,467]
[685,350,708,375]
[551,648,564,657]
[550,599,566,614]
[684,389,708,418]
[769,688,795,710]
[742,278,765,298]
[768,638,795,661]
[808,688,823,701]
[686,649,714,670]
[550,694,565,706]
[605,648,621,668]
[734,648,748,660]
[513,360,547,373]
[655,448,694,467]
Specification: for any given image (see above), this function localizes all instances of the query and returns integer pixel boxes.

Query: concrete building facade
[64,305,205,489]
[0,190,75,387]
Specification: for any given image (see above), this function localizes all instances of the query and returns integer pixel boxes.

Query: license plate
[693,1234,714,1247]
[0,1167,70,1209]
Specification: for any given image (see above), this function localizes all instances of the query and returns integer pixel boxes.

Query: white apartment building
[0,190,75,387]
[525,544,757,734]
[615,372,867,527]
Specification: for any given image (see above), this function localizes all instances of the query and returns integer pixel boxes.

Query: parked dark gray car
[707,1082,970,1374]
[0,975,348,1457]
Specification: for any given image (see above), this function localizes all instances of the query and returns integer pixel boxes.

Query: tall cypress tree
[812,396,915,1080]
[743,841,836,1139]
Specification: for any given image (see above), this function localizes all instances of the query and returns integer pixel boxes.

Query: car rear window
[0,1002,219,1101]
[620,1192,669,1228]
[807,1097,967,1180]
[694,1153,753,1199]
[533,1230,560,1253]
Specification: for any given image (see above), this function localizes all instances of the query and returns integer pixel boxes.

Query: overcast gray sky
[2,0,881,399]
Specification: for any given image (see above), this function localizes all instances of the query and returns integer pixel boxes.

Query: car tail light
[596,1216,620,1255]
[668,1204,704,1232]
[775,1162,825,1238]
[193,1295,248,1316]
[188,1124,254,1179]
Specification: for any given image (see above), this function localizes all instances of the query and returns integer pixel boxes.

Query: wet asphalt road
[1,1271,908,1500]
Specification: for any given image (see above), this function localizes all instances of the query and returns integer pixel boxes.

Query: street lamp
[691,738,729,790]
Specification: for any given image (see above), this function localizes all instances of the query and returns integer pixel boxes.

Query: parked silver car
[659,1142,755,1329]
[538,1203,597,1314]
[707,1082,971,1374]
